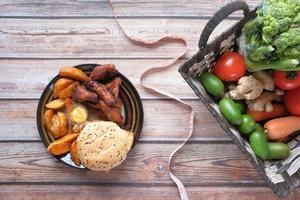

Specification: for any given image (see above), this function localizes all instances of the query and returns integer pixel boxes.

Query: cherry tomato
[212,51,246,81]
[284,87,300,116]
[273,70,300,90]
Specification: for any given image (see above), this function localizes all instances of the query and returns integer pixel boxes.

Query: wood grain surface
[0,185,298,200]
[0,0,258,18]
[0,142,262,184]
[0,18,238,59]
[0,0,297,199]
[0,59,196,98]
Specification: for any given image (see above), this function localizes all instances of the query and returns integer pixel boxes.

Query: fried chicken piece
[89,64,118,81]
[105,77,122,100]
[85,102,108,121]
[72,85,98,103]
[72,123,86,134]
[85,80,115,107]
[114,97,123,110]
[86,99,124,127]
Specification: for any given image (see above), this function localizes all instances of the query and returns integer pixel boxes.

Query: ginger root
[275,88,285,96]
[247,91,282,112]
[228,75,264,100]
[252,71,274,91]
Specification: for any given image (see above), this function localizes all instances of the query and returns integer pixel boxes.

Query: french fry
[43,109,55,130]
[57,111,68,137]
[57,82,77,99]
[59,67,88,82]
[53,78,74,97]
[45,99,65,110]
[70,140,81,166]
[47,133,79,156]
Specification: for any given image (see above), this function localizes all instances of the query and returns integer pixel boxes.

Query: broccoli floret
[283,45,300,58]
[241,0,300,70]
[247,33,262,49]
[294,13,300,23]
[261,0,299,44]
[273,27,300,56]
[248,46,275,62]
[244,17,264,43]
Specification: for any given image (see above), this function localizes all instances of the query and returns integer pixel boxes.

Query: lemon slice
[70,106,88,123]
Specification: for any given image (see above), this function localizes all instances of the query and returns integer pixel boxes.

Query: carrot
[247,104,288,122]
[264,116,300,140]
[65,98,74,134]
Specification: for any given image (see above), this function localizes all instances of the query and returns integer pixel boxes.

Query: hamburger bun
[76,121,134,170]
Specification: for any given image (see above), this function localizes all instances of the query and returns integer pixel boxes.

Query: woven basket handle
[198,1,250,49]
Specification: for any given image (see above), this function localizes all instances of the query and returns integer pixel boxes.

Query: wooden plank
[0,18,238,58]
[0,0,258,18]
[0,59,198,99]
[0,100,226,141]
[0,142,262,184]
[0,185,297,200]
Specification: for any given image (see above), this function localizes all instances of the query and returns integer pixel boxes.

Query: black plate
[37,64,144,168]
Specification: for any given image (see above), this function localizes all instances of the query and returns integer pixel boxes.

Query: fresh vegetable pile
[197,0,300,162]
[199,48,300,161]
[240,0,300,71]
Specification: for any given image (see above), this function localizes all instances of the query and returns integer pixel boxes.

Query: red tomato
[274,70,300,90]
[212,51,246,81]
[284,87,300,116]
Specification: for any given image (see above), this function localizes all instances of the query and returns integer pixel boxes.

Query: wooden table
[0,1,299,199]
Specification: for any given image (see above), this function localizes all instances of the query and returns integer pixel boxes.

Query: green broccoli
[248,46,275,62]
[273,27,300,56]
[242,0,300,71]
[284,45,300,58]
[294,13,300,23]
[261,0,299,44]
[244,17,264,43]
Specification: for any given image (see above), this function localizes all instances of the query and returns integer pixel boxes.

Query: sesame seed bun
[76,121,134,171]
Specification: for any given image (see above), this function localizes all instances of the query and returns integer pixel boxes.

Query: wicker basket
[178,1,300,197]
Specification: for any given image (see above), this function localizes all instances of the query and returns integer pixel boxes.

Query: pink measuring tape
[108,1,195,199]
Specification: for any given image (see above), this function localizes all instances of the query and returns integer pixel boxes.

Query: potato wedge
[70,140,81,166]
[49,114,61,139]
[43,109,55,130]
[47,133,79,155]
[59,66,88,81]
[45,99,65,110]
[53,78,74,97]
[57,82,77,99]
[57,111,68,137]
